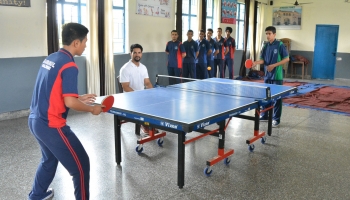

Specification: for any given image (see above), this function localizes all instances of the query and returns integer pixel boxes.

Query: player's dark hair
[217,28,222,31]
[171,30,178,34]
[187,30,193,33]
[130,44,143,53]
[62,23,89,45]
[265,26,276,34]
[199,29,205,34]
[207,28,213,33]
[225,27,233,33]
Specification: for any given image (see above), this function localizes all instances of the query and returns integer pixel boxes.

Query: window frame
[112,0,125,54]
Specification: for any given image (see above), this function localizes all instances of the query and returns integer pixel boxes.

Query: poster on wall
[273,6,302,30]
[0,0,30,7]
[136,0,172,18]
[221,0,237,24]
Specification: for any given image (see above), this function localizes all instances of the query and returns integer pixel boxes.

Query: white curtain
[197,0,203,32]
[86,0,100,95]
[254,3,266,70]
[214,0,221,31]
[248,0,255,61]
[104,0,116,95]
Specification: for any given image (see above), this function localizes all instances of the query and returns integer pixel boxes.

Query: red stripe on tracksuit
[57,128,86,200]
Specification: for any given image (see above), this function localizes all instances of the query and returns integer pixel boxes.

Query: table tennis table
[96,76,297,188]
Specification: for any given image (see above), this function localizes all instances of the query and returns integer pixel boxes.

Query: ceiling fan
[283,0,313,6]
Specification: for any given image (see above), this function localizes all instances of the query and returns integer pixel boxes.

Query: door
[312,25,339,79]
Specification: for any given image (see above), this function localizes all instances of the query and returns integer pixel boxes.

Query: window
[56,0,87,47]
[182,0,198,41]
[235,3,245,49]
[206,0,214,30]
[112,0,125,53]
[56,0,125,53]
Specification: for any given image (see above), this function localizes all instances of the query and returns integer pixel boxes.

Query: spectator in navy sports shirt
[182,30,199,78]
[224,27,236,79]
[196,29,212,79]
[206,28,219,78]
[165,30,186,83]
[213,28,228,78]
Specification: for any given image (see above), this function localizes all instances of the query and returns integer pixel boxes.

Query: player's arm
[144,78,153,89]
[180,44,186,58]
[165,42,169,55]
[267,57,289,72]
[253,59,264,67]
[79,94,97,104]
[64,96,102,115]
[213,43,219,56]
[224,41,229,56]
[121,82,134,92]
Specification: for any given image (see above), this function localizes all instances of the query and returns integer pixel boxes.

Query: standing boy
[206,28,219,78]
[224,27,236,79]
[28,23,104,200]
[165,30,186,81]
[252,26,289,127]
[182,30,199,78]
[213,28,228,78]
[196,29,212,79]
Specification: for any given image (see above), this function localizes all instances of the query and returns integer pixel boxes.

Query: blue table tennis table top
[98,78,297,132]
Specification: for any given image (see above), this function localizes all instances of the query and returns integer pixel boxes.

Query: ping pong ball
[207,66,211,70]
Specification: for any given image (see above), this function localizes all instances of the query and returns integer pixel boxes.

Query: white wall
[0,1,46,58]
[126,1,176,53]
[263,0,350,53]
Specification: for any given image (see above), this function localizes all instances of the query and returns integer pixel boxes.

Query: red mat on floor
[242,77,350,115]
[283,86,350,115]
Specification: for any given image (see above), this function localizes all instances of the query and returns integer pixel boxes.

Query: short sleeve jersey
[196,39,211,64]
[224,36,236,59]
[165,40,186,68]
[260,39,289,81]
[119,60,149,91]
[183,40,198,64]
[29,48,79,128]
[213,37,226,60]
[207,38,219,61]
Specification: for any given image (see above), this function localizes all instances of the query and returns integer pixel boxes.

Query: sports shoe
[259,115,268,122]
[42,188,54,200]
[272,120,280,128]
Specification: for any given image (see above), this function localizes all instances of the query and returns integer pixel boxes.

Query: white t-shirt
[119,60,149,91]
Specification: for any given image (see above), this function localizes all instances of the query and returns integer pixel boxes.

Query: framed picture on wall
[272,6,302,30]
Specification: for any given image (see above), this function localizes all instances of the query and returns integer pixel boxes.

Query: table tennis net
[155,75,270,100]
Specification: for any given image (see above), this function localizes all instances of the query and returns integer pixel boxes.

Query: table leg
[178,132,185,189]
[267,104,273,136]
[114,115,122,165]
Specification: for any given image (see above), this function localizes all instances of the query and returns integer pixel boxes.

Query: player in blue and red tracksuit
[224,27,236,79]
[182,30,199,78]
[28,23,104,200]
[196,29,212,79]
[206,28,219,78]
[165,30,186,82]
[213,28,228,78]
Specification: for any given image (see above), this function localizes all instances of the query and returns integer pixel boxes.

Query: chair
[280,38,291,77]
[116,76,141,135]
[291,61,308,79]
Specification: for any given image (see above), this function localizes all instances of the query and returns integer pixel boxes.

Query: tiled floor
[1,78,350,200]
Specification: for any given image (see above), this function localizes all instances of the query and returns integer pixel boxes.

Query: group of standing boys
[165,27,236,79]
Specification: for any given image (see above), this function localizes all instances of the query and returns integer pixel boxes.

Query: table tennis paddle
[245,59,253,69]
[101,95,114,112]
